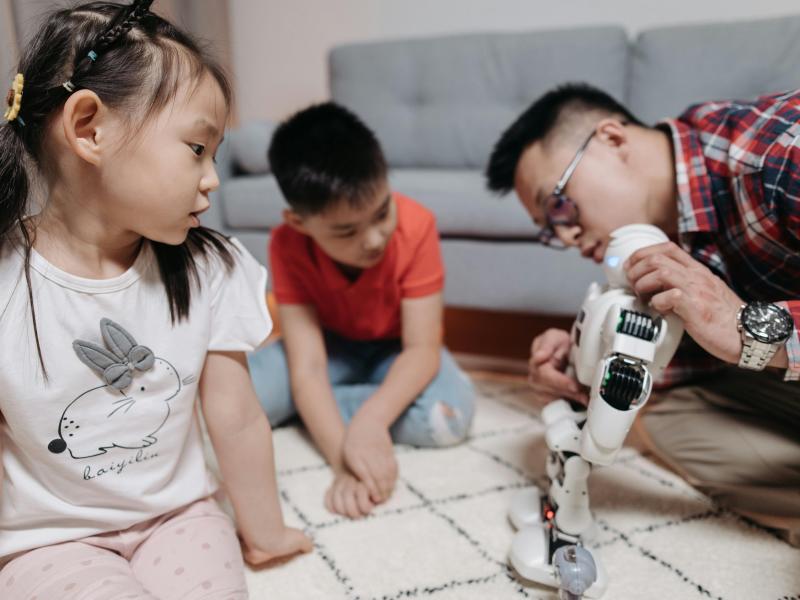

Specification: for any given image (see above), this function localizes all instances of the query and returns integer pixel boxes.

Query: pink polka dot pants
[0,497,248,599]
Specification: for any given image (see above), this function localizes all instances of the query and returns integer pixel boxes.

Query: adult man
[486,83,800,545]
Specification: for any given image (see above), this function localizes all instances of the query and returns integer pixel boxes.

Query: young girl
[0,1,311,598]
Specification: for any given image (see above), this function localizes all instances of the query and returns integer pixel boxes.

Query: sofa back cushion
[329,27,629,169]
[629,16,800,124]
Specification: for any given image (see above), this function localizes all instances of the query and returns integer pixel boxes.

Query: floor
[228,374,800,600]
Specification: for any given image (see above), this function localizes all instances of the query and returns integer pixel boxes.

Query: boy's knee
[391,361,476,447]
[426,399,473,447]
[424,367,476,447]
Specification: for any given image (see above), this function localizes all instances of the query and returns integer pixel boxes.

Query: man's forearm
[292,377,347,469]
[357,345,440,428]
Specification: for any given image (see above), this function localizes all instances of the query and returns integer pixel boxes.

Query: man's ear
[282,208,309,235]
[61,89,108,166]
[595,117,630,162]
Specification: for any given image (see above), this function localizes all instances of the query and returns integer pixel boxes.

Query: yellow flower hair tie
[4,73,24,125]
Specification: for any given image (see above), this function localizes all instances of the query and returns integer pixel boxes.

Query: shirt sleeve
[772,129,800,379]
[769,109,800,240]
[400,214,445,298]
[207,238,273,352]
[269,230,313,305]
[778,301,800,379]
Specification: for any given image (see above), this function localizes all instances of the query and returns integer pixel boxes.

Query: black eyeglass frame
[532,129,596,249]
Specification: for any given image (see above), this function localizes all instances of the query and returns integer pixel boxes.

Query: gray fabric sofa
[203,16,800,315]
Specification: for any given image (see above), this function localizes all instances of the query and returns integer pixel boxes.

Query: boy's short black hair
[485,82,644,195]
[268,102,387,215]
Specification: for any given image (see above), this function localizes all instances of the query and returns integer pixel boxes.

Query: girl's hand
[242,527,313,567]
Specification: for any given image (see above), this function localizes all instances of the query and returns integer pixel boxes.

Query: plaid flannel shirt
[655,89,800,387]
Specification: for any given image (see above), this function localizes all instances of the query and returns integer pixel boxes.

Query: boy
[249,102,475,519]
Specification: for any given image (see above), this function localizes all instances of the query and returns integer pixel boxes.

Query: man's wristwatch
[737,301,793,371]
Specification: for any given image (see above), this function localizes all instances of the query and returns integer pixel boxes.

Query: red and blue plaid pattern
[657,89,800,387]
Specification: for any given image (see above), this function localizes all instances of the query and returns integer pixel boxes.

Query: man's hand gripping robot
[508,225,685,599]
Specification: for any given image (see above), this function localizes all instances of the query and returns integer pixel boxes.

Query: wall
[1,1,231,86]
[5,0,226,43]
[230,0,800,122]
[0,0,17,81]
[4,1,800,124]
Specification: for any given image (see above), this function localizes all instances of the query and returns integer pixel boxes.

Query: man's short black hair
[485,82,644,195]
[268,101,387,215]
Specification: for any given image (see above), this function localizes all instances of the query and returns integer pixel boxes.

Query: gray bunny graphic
[48,319,182,459]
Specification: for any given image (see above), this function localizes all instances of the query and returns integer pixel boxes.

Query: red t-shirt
[269,193,444,340]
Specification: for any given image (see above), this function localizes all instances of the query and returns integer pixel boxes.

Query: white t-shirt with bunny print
[0,237,271,562]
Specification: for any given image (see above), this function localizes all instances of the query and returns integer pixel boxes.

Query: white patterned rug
[231,375,800,600]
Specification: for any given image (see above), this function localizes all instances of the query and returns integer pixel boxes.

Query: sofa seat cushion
[388,169,534,238]
[221,175,286,230]
[222,169,537,239]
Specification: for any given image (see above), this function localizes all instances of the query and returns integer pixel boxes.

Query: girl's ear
[60,89,109,166]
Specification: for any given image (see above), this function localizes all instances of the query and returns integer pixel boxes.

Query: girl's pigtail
[0,122,46,374]
[0,123,29,242]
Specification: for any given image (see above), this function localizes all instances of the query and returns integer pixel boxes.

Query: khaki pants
[639,369,800,546]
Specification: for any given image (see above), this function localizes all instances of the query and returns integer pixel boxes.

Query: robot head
[602,224,669,289]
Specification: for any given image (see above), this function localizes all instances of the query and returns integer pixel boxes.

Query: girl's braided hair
[95,0,153,50]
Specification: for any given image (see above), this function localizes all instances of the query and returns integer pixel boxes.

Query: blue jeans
[247,333,475,447]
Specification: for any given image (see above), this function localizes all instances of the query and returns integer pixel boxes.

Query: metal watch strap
[738,336,779,371]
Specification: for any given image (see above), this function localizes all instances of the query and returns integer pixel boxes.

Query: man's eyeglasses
[533,130,595,249]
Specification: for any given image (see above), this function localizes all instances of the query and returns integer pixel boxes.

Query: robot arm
[571,225,684,466]
[578,306,680,465]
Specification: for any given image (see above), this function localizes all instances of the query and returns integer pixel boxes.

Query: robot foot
[509,527,608,599]
[508,487,545,530]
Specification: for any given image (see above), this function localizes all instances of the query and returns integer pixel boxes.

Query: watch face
[742,302,793,343]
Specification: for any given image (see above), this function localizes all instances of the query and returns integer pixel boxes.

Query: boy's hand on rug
[342,413,398,504]
[325,469,376,518]
[528,328,588,405]
[242,526,313,567]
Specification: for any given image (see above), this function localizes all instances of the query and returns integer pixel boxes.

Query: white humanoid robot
[508,224,685,599]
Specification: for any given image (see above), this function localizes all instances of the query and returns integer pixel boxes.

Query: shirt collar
[313,241,353,291]
[659,118,719,234]
[311,235,395,291]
